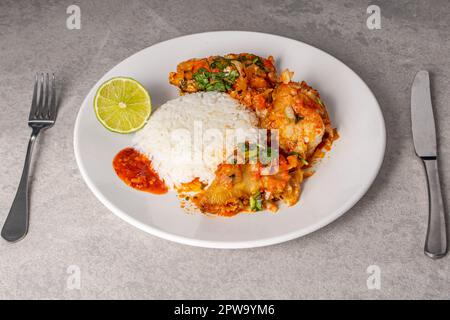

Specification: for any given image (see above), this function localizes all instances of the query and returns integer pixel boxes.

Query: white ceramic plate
[74,31,385,248]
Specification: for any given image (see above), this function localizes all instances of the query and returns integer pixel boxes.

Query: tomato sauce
[113,147,167,194]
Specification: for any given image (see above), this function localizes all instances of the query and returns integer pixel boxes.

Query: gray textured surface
[0,0,449,299]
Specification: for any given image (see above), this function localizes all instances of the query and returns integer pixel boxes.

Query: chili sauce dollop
[113,147,167,194]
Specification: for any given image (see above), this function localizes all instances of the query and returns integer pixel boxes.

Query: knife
[411,70,447,259]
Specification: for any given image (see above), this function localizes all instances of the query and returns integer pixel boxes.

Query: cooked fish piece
[193,150,304,216]
[261,81,334,159]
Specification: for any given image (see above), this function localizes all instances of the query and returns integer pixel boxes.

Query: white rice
[133,92,258,188]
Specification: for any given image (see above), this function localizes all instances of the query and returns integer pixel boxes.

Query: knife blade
[411,70,437,158]
[411,70,447,259]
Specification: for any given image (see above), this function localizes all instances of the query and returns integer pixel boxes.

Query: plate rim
[73,30,386,249]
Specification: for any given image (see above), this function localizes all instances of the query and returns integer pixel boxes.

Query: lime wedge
[94,77,151,133]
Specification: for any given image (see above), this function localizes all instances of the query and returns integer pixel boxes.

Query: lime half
[94,77,151,133]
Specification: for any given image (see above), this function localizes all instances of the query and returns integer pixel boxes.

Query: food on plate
[113,147,167,194]
[132,92,258,187]
[169,53,277,113]
[260,78,336,159]
[110,52,337,217]
[193,148,304,216]
[94,77,151,133]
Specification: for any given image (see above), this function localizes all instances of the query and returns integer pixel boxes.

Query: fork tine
[49,73,56,120]
[42,73,49,119]
[36,73,44,118]
[47,73,52,119]
[28,74,39,120]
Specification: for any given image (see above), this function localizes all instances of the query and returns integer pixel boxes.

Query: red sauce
[113,147,168,194]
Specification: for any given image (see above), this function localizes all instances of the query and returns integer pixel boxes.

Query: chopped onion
[231,60,244,75]
[280,69,294,84]
[284,105,295,120]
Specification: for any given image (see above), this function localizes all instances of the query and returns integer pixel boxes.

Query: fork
[1,73,57,242]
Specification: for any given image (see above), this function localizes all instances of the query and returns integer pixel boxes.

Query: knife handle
[422,158,448,259]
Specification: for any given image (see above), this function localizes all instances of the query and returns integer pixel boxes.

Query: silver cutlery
[411,70,447,259]
[1,73,57,242]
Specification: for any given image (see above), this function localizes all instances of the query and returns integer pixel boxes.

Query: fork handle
[423,158,448,259]
[1,128,40,242]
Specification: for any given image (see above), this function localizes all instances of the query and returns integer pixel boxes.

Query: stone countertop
[0,0,449,299]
